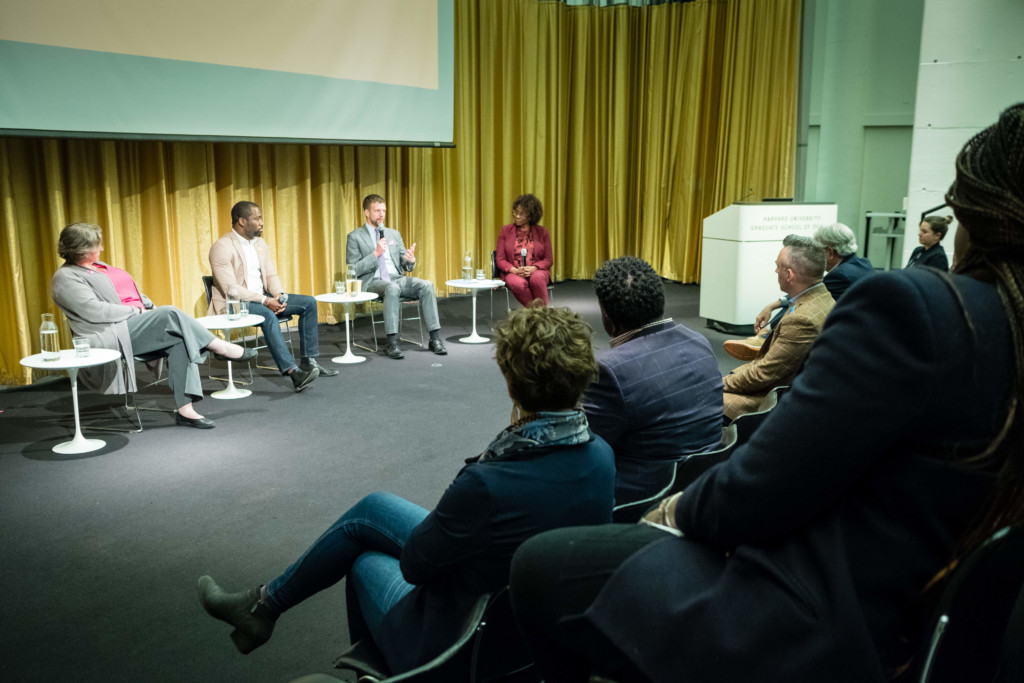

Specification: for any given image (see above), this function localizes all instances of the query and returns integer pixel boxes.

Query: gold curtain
[0,0,799,385]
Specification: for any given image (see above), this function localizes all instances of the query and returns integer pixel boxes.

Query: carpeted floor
[0,280,745,683]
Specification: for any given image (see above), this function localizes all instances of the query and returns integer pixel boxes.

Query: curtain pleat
[0,0,798,385]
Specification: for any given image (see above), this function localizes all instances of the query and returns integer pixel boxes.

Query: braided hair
[945,102,1024,555]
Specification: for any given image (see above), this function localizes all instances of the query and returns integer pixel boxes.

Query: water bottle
[40,313,60,361]
[227,285,240,320]
[462,251,473,282]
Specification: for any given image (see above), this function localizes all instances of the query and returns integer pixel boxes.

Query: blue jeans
[245,293,320,375]
[265,492,427,643]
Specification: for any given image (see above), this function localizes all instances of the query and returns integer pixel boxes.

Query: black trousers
[509,523,668,683]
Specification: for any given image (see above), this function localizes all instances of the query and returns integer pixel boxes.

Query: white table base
[446,279,504,344]
[315,292,379,364]
[459,288,489,343]
[197,314,264,399]
[53,367,106,454]
[211,358,251,399]
[333,306,366,364]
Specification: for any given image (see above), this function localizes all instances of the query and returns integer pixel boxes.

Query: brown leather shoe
[724,336,764,361]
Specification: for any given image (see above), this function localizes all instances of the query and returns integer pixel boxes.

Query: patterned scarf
[477,409,591,462]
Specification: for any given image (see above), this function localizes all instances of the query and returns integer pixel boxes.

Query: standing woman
[905,215,952,270]
[50,223,255,428]
[496,194,553,306]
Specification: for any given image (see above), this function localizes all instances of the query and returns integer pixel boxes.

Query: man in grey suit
[346,194,446,359]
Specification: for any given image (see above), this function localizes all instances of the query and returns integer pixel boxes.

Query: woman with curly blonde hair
[198,305,614,676]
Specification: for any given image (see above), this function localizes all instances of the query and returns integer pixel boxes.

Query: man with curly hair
[583,256,723,507]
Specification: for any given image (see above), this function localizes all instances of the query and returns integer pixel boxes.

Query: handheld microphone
[521,247,528,265]
[377,225,385,242]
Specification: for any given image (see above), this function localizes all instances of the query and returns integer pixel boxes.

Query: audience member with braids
[508,103,1024,683]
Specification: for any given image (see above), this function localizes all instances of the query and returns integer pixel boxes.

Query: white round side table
[21,348,122,454]
[314,291,379,364]
[445,279,506,343]
[196,313,265,399]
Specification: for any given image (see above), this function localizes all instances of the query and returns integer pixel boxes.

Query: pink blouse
[93,263,145,309]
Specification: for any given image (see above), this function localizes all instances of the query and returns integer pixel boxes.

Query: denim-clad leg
[349,551,416,644]
[284,293,319,359]
[245,300,298,375]
[264,492,429,615]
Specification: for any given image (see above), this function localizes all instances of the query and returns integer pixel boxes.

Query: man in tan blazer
[723,235,835,420]
[208,201,336,392]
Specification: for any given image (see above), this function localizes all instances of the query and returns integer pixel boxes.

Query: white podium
[699,202,837,330]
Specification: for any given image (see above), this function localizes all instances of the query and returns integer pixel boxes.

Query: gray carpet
[0,280,745,683]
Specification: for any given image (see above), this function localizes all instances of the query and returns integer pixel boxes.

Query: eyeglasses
[512,210,528,218]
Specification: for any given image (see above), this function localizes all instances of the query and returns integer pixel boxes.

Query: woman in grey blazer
[50,223,255,429]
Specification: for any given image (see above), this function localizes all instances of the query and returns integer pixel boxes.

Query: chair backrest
[470,587,538,683]
[914,525,1024,683]
[337,593,493,683]
[201,275,214,307]
[757,384,789,412]
[490,250,499,279]
[341,589,536,683]
[731,406,773,447]
[670,423,739,494]
[611,424,738,524]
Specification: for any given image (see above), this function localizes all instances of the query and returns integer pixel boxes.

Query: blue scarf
[477,409,591,462]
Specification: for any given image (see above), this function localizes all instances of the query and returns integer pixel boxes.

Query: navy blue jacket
[583,321,723,505]
[379,435,615,673]
[824,252,874,301]
[587,269,1012,682]
[906,244,949,271]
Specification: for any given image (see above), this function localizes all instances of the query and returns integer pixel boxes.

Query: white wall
[802,0,923,268]
[903,0,1024,266]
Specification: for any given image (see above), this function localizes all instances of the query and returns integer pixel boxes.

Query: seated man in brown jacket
[723,235,834,420]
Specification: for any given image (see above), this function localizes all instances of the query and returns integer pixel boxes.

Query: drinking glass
[73,336,90,357]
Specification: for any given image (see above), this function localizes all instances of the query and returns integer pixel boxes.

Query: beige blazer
[207,231,283,315]
[723,284,835,418]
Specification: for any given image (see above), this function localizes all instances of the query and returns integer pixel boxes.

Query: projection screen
[0,0,454,146]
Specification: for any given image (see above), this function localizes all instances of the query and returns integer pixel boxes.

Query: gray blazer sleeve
[51,265,139,326]
[346,228,383,282]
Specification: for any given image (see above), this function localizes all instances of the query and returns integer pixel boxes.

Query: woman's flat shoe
[176,414,216,429]
[197,575,278,654]
[213,348,258,362]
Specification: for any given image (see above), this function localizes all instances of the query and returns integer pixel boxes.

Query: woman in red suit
[496,194,552,306]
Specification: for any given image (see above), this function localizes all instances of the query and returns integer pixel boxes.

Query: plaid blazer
[724,284,835,398]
